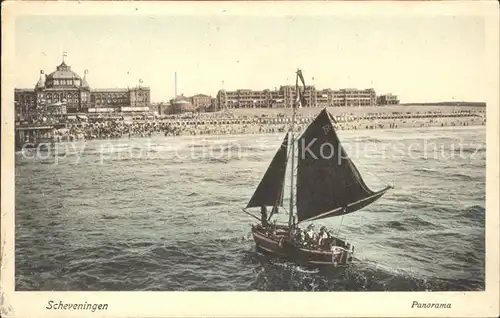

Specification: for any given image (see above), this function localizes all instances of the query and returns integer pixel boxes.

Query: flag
[294,69,307,108]
[139,79,143,84]
[297,70,306,90]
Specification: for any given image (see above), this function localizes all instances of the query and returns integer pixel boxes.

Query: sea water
[15,126,485,291]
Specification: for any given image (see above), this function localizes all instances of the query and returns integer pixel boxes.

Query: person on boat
[260,205,268,228]
[305,224,316,247]
[300,228,307,247]
[318,226,329,249]
[291,227,304,247]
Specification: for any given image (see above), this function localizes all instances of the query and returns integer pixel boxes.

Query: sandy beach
[158,105,486,136]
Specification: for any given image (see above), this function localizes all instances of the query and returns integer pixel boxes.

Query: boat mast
[288,69,299,229]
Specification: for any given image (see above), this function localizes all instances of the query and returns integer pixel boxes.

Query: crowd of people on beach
[22,108,486,143]
[52,120,182,141]
[50,116,483,142]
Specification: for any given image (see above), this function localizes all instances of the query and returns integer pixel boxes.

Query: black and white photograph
[1,1,499,317]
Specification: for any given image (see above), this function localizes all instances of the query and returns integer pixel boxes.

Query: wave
[455,146,486,154]
[425,231,462,241]
[405,216,440,229]
[101,215,122,220]
[241,146,268,152]
[39,160,56,165]
[412,169,480,182]
[413,168,436,174]
[200,201,224,207]
[188,144,208,149]
[119,177,137,183]
[450,250,480,263]
[247,257,435,291]
[447,173,474,181]
[382,216,441,232]
[204,157,231,164]
[459,205,485,222]
[201,176,239,185]
[385,220,407,231]
[354,137,384,143]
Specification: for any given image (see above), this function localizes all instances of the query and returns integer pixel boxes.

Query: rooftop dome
[41,58,88,89]
[47,61,82,80]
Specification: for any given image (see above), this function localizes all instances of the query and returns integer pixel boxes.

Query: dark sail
[296,108,390,222]
[246,134,289,208]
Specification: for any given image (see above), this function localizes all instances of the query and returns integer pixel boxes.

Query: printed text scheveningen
[46,300,108,312]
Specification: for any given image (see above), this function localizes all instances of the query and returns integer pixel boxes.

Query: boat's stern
[331,246,354,265]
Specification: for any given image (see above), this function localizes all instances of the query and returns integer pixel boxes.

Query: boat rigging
[242,69,393,266]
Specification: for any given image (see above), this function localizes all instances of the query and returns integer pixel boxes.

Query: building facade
[169,95,195,114]
[191,94,212,111]
[168,93,216,114]
[377,93,400,105]
[331,88,377,107]
[14,89,36,121]
[14,58,151,121]
[89,87,150,114]
[215,85,384,109]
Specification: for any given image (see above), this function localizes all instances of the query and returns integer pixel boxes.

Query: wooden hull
[252,226,354,267]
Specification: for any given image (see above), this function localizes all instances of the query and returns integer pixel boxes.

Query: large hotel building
[15,57,400,119]
[15,58,151,120]
[216,86,398,110]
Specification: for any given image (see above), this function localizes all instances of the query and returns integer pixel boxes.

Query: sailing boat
[242,69,393,266]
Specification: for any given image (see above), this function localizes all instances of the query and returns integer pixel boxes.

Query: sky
[14,14,486,103]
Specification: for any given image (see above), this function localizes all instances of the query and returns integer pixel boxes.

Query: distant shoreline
[162,115,485,137]
[399,102,486,107]
[215,104,487,118]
